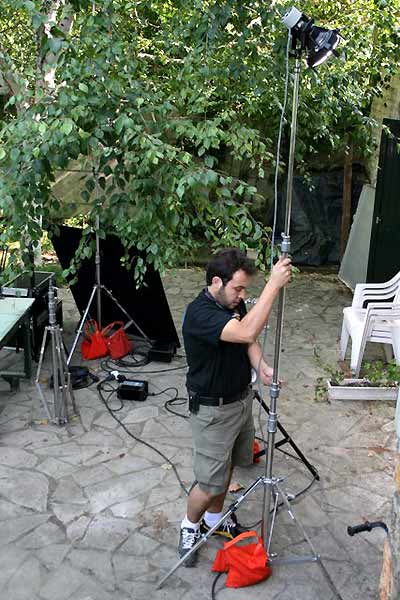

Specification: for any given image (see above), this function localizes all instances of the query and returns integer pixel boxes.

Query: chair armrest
[353,284,398,308]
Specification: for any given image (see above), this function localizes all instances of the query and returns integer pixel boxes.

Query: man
[179,248,292,566]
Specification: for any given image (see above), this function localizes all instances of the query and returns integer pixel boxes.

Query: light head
[282,6,340,67]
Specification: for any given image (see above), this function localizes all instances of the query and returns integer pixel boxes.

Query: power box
[117,379,148,401]
[148,341,176,363]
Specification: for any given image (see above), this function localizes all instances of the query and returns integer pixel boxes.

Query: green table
[0,297,35,390]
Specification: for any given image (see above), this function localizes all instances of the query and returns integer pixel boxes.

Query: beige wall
[368,72,400,185]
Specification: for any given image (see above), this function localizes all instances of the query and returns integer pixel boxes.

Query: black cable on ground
[211,572,224,600]
[96,378,190,496]
[149,386,189,418]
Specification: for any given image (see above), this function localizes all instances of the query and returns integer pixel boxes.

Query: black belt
[193,386,251,407]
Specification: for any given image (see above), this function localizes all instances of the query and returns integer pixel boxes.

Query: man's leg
[187,484,226,523]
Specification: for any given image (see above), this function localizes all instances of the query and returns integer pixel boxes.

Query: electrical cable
[100,357,187,376]
[256,27,292,485]
[211,572,224,600]
[96,378,190,495]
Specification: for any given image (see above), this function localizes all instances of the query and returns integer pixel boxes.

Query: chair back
[364,303,400,345]
[353,271,400,307]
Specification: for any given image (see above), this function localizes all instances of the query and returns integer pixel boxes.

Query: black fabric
[271,169,365,265]
[183,290,251,397]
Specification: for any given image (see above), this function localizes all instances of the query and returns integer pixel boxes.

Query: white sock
[181,515,200,531]
[204,511,223,527]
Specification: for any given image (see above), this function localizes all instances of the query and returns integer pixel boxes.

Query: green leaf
[61,119,74,136]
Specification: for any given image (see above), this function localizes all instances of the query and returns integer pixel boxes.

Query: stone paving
[0,268,396,600]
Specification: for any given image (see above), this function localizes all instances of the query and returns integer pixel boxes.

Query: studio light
[282,6,340,67]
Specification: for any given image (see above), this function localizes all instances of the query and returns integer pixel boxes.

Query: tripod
[35,276,77,424]
[67,176,150,365]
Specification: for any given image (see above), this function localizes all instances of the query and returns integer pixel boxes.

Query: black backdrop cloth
[272,168,365,265]
[52,225,180,348]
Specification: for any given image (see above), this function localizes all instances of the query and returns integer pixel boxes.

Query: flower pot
[327,378,399,401]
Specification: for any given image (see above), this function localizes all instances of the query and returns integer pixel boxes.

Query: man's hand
[269,257,292,290]
[258,361,274,385]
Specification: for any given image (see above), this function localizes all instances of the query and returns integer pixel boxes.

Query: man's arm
[220,257,292,344]
[248,341,274,385]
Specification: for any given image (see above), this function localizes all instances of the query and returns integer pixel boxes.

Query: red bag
[212,530,272,588]
[101,321,133,360]
[81,320,108,360]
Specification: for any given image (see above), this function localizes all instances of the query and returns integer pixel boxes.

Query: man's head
[206,248,256,309]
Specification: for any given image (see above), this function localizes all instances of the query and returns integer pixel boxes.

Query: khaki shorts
[190,389,255,495]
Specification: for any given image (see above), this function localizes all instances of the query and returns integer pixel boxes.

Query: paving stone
[85,467,164,513]
[0,545,29,591]
[122,405,159,423]
[51,502,87,524]
[118,531,160,555]
[1,555,41,600]
[66,516,92,543]
[52,477,88,505]
[72,464,114,487]
[0,514,49,545]
[39,564,92,600]
[80,516,136,550]
[0,468,49,511]
[16,520,65,549]
[105,453,155,475]
[109,496,146,519]
[35,543,70,570]
[0,446,38,468]
[67,548,114,588]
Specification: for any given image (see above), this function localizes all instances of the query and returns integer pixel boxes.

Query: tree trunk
[340,142,353,259]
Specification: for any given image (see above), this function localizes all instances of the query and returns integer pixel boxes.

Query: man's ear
[211,276,223,287]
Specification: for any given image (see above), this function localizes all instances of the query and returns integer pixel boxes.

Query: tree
[0,1,399,280]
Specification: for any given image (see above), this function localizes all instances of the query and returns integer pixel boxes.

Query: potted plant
[326,360,400,401]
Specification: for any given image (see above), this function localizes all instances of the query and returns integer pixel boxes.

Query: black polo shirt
[182,289,251,397]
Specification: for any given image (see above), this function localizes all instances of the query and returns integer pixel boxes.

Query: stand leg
[157,477,265,589]
[254,392,319,480]
[34,327,52,421]
[67,285,97,365]
[101,285,150,341]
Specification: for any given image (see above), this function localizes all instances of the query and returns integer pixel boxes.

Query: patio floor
[0,268,395,600]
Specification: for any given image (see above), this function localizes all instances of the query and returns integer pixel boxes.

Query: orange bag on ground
[81,320,108,360]
[101,321,133,360]
[212,530,272,588]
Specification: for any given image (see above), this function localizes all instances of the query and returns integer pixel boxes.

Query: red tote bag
[81,320,108,360]
[212,530,272,588]
[101,321,133,360]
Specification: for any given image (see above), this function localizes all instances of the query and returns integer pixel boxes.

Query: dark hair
[206,248,256,286]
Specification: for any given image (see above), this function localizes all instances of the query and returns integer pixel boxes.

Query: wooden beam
[340,142,353,259]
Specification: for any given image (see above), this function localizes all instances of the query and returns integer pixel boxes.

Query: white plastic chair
[339,272,400,377]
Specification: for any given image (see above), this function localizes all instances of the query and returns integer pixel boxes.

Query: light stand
[67,170,150,365]
[157,6,341,587]
[261,6,340,550]
[35,275,77,424]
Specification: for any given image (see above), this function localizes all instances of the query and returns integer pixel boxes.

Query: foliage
[0,1,399,281]
[361,359,400,387]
